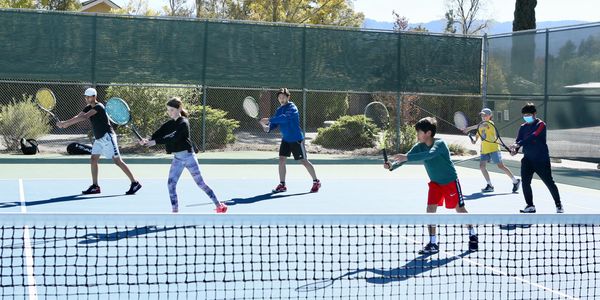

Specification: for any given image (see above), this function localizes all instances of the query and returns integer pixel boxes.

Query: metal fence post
[543,29,550,121]
[481,34,488,108]
[202,85,207,152]
[396,91,402,153]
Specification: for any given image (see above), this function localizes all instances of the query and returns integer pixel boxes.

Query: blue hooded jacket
[268,102,304,142]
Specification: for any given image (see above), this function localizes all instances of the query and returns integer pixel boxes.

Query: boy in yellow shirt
[465,108,520,193]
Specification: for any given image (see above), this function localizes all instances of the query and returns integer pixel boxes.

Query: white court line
[19,179,38,300]
[373,225,578,300]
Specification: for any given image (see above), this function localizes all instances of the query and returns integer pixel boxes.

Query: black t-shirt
[151,117,194,154]
[82,103,113,139]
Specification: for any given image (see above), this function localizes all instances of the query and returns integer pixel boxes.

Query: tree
[444,9,457,33]
[513,0,536,31]
[37,0,80,10]
[0,0,35,8]
[112,0,160,16]
[392,10,409,32]
[510,0,537,94]
[194,0,364,27]
[444,0,489,35]
[164,0,194,17]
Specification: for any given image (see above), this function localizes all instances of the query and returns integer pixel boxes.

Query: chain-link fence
[486,22,600,161]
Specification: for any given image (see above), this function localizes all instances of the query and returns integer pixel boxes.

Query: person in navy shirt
[260,88,321,193]
[510,103,563,213]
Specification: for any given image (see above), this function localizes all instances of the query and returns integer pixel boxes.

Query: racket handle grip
[468,133,475,143]
[382,149,388,162]
[389,161,405,171]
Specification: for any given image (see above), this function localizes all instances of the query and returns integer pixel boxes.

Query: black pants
[521,158,561,207]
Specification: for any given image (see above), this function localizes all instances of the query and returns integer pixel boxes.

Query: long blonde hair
[166,97,188,117]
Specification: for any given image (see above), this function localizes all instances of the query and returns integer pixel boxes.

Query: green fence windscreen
[0,10,94,81]
[400,34,482,94]
[0,9,481,94]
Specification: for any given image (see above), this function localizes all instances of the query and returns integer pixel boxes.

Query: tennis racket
[35,88,60,123]
[364,101,391,163]
[105,97,143,140]
[453,111,475,143]
[476,120,511,152]
[243,96,269,132]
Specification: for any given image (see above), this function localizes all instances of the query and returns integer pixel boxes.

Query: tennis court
[1,157,600,299]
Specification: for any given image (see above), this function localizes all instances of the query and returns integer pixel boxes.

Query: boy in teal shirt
[385,117,478,254]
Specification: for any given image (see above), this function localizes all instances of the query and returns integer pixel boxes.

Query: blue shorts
[480,151,502,164]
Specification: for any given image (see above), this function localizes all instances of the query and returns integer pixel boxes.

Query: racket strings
[36,90,56,110]
[243,98,259,118]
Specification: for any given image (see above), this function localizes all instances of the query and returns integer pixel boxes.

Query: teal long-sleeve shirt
[406,139,457,185]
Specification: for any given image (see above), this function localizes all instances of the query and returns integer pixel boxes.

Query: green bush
[0,95,51,151]
[448,143,468,156]
[188,105,240,150]
[104,86,198,138]
[313,115,375,150]
[389,124,418,154]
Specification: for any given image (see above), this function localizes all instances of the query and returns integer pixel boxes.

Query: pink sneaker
[310,180,321,193]
[272,183,287,193]
[216,203,228,214]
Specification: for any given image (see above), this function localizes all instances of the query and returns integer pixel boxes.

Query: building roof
[81,0,121,11]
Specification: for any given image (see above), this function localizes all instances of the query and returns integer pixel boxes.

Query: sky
[352,0,600,23]
[113,0,599,23]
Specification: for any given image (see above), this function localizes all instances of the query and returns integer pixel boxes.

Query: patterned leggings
[168,151,219,209]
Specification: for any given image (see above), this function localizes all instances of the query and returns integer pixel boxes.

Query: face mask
[523,116,534,123]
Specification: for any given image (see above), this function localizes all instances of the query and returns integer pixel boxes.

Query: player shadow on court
[296,251,472,292]
[0,194,123,208]
[463,192,514,201]
[224,192,312,206]
[78,225,189,244]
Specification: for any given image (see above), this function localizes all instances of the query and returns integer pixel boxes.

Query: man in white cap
[58,87,142,195]
[465,108,520,193]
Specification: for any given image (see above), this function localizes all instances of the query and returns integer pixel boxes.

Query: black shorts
[279,140,306,160]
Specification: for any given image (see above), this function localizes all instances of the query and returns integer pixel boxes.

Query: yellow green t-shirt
[479,121,500,154]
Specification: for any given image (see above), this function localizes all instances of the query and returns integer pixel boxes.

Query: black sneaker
[512,179,521,193]
[82,184,101,195]
[469,235,479,252]
[556,205,564,213]
[481,184,494,193]
[418,242,439,255]
[125,181,142,195]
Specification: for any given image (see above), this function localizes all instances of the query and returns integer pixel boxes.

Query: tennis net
[1,213,598,299]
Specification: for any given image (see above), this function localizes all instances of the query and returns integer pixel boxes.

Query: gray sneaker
[520,205,536,213]
[512,179,521,193]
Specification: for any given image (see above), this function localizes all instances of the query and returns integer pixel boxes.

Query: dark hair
[521,102,537,114]
[167,97,188,117]
[415,117,437,137]
[277,88,290,97]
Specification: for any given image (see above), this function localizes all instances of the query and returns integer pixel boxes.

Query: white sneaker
[556,205,564,213]
[520,205,536,213]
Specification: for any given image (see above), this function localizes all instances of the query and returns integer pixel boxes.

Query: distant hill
[363,18,590,35]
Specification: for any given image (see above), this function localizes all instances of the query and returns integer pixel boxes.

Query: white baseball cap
[479,108,492,116]
[84,88,97,97]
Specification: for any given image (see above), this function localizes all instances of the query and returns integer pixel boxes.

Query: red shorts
[427,179,464,209]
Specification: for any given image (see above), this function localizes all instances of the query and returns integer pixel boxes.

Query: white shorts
[91,132,120,158]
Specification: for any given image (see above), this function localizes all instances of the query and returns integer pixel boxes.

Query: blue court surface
[1,162,599,299]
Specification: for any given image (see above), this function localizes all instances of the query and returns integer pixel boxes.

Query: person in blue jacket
[509,103,563,213]
[260,88,321,193]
